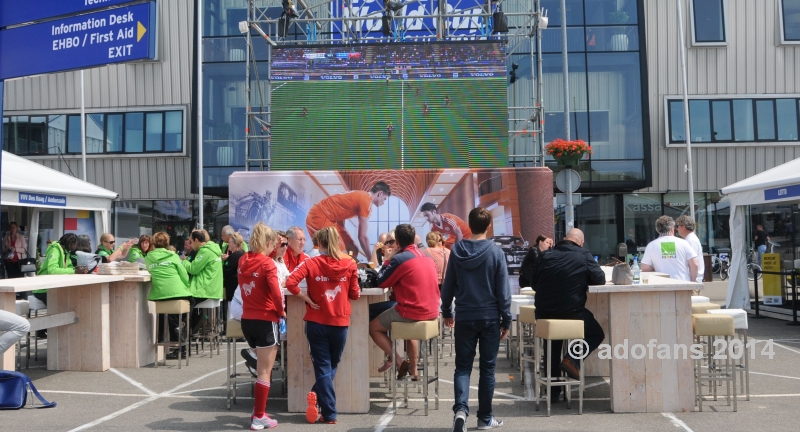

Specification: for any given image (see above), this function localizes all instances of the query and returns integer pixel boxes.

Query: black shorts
[241,319,279,349]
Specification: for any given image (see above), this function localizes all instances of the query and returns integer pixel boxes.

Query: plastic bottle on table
[632,256,641,285]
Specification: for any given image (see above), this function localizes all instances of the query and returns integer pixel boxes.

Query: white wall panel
[644,0,800,193]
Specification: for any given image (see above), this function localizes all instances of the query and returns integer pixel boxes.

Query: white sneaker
[250,414,277,430]
[453,410,468,432]
[477,417,503,430]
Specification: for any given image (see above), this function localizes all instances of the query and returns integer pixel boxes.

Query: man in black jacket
[531,228,606,400]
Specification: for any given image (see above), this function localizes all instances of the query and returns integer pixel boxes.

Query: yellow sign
[137,22,147,42]
[762,253,782,305]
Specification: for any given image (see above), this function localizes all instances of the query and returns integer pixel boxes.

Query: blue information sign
[0,0,139,28]
[0,2,156,80]
[19,192,68,207]
[764,184,800,201]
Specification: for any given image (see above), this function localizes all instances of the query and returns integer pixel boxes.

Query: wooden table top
[0,274,126,293]
[589,274,701,293]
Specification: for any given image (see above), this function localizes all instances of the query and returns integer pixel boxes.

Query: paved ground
[4,322,800,431]
[2,281,798,432]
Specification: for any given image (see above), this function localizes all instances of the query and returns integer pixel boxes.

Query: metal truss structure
[242,0,546,171]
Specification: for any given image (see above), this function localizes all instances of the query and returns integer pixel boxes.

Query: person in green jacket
[147,232,195,348]
[221,225,248,254]
[182,230,224,301]
[128,234,153,263]
[34,233,81,306]
[96,233,134,263]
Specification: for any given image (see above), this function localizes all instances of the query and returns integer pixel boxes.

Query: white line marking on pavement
[164,363,242,395]
[109,368,156,396]
[439,378,526,401]
[68,395,160,432]
[750,371,800,381]
[68,363,236,431]
[38,390,150,398]
[373,405,394,432]
[662,412,695,432]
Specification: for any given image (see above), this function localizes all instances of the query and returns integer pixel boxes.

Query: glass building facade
[510,0,651,191]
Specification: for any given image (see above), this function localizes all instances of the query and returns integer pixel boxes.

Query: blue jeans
[305,321,348,421]
[452,319,501,423]
[757,245,767,264]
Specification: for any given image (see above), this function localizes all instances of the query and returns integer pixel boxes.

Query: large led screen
[269,41,508,170]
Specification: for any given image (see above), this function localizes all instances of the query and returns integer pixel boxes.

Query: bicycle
[746,247,762,281]
[718,248,762,281]
[719,252,730,280]
[709,253,722,274]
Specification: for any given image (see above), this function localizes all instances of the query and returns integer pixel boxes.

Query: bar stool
[691,303,722,369]
[708,308,750,400]
[193,298,221,357]
[390,320,440,415]
[15,300,29,370]
[26,294,47,362]
[693,314,737,411]
[225,319,256,409]
[517,305,537,393]
[691,295,711,304]
[534,319,585,416]
[692,303,721,315]
[438,316,454,358]
[155,299,191,368]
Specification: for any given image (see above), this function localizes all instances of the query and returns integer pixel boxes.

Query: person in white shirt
[676,215,704,283]
[641,215,699,282]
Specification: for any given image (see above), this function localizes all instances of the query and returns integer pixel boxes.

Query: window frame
[780,0,800,45]
[689,0,728,47]
[2,106,187,158]
[664,94,800,148]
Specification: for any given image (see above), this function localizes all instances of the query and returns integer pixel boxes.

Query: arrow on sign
[137,22,147,42]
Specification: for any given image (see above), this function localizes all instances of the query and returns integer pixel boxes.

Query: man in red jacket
[284,226,310,272]
[370,224,440,379]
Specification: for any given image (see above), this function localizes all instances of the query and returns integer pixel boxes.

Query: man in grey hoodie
[441,207,511,431]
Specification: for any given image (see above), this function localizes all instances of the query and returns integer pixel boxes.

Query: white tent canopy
[1,151,118,211]
[721,157,800,309]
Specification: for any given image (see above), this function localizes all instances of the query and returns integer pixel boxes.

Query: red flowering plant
[545,139,593,159]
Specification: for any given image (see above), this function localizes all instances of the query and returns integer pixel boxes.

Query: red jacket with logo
[286,254,360,327]
[284,249,309,272]
[377,245,441,321]
[239,252,285,322]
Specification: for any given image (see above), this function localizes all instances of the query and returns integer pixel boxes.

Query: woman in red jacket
[238,222,284,430]
[286,227,360,425]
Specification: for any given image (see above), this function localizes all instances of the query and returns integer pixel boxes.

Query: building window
[781,0,800,43]
[2,110,184,156]
[667,97,800,145]
[691,0,726,45]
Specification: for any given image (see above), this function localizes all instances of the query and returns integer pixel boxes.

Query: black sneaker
[241,348,258,371]
[166,348,187,360]
[453,410,467,432]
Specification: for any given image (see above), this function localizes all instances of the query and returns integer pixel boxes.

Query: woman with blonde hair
[146,232,193,346]
[424,231,450,289]
[96,233,134,263]
[238,222,283,430]
[286,227,360,424]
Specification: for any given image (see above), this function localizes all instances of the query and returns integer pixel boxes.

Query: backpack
[0,371,56,409]
[358,267,380,289]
